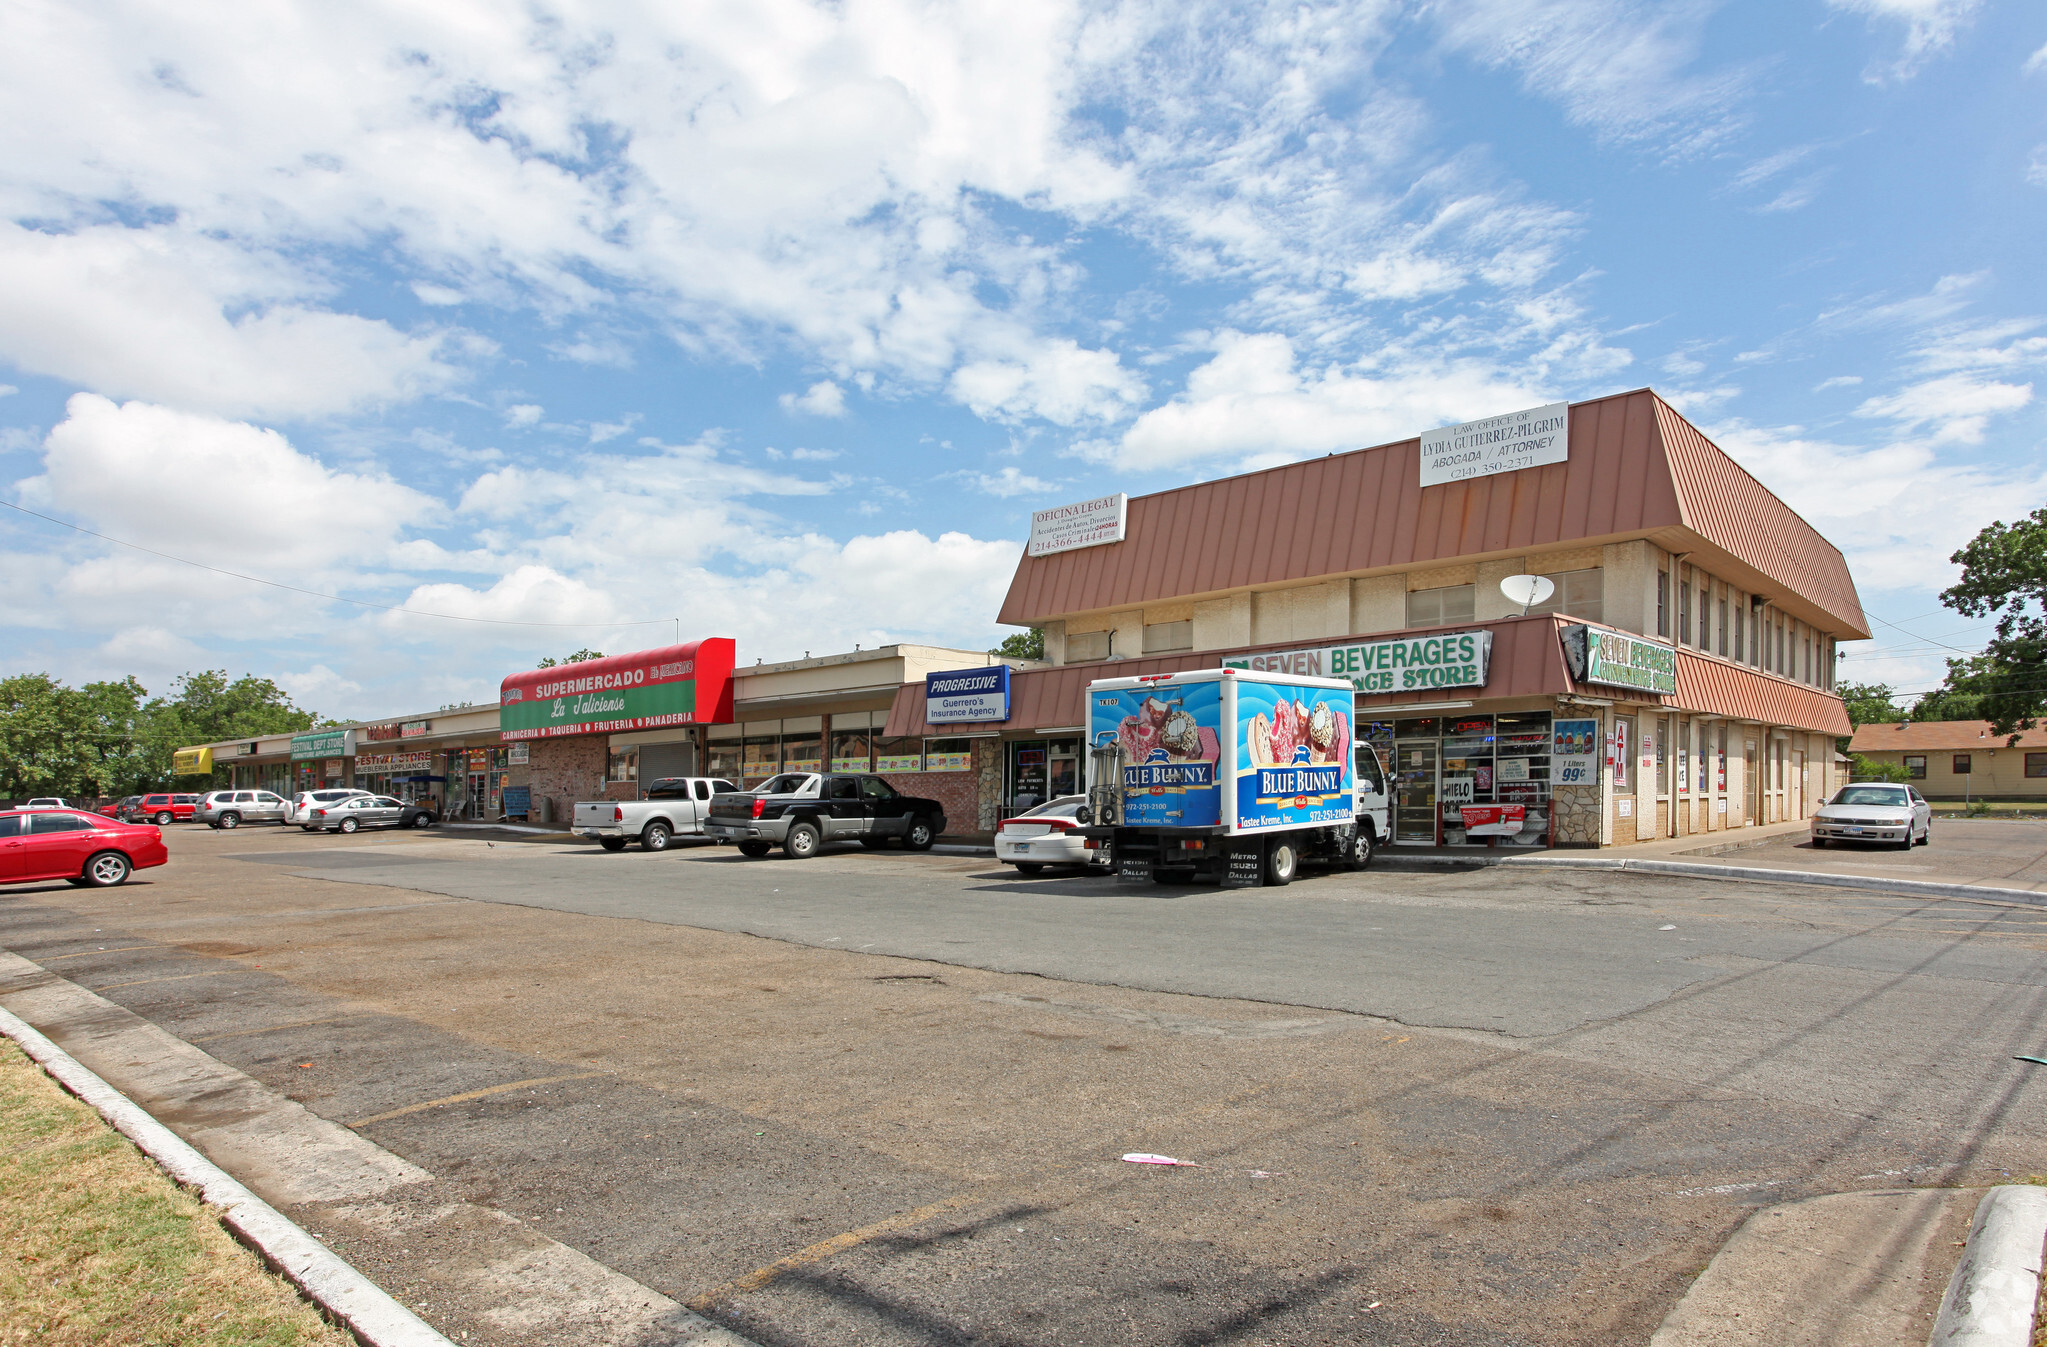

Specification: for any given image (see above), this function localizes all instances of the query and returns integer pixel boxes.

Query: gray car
[1810,782,1931,849]
[312,795,436,833]
[195,789,292,829]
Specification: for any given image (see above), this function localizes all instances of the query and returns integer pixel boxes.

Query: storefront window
[830,725,873,772]
[741,726,780,786]
[782,733,822,774]
[926,738,975,773]
[874,736,923,773]
[1009,744,1049,813]
[606,748,638,784]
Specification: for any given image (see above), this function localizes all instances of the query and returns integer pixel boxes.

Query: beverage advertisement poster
[1090,680,1224,828]
[1552,718,1598,787]
[1233,680,1354,831]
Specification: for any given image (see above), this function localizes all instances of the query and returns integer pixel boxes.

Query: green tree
[1837,681,1902,726]
[534,649,604,668]
[1941,506,2047,741]
[991,629,1044,661]
[1908,678,1982,723]
[0,673,92,797]
[1849,754,1912,783]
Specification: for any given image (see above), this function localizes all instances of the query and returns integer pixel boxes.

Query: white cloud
[0,384,16,397]
[2029,145,2047,188]
[1100,330,1542,470]
[503,404,543,428]
[1826,0,1982,80]
[2027,42,2047,75]
[411,282,465,307]
[0,224,467,419]
[948,466,1063,498]
[1851,373,2032,443]
[1708,417,2047,594]
[1815,375,1864,390]
[789,448,840,462]
[587,415,641,444]
[779,381,848,417]
[21,395,435,570]
[949,339,1146,425]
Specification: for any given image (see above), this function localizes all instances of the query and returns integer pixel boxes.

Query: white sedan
[1811,783,1931,849]
[995,795,1110,875]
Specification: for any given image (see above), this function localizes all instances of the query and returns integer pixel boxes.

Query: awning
[171,747,213,776]
[394,774,448,782]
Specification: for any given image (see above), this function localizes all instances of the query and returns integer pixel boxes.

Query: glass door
[1394,741,1439,844]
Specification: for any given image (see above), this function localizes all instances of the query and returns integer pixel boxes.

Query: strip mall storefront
[886,613,1848,849]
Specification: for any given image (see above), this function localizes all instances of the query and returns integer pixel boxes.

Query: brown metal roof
[1849,721,2047,752]
[885,615,1847,737]
[998,389,1868,638]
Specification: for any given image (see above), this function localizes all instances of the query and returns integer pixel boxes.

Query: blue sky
[1,0,2042,719]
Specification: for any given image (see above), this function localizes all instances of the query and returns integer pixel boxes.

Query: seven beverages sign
[1563,624,1678,696]
[498,639,736,740]
[1419,402,1569,488]
[1224,630,1492,695]
[1029,493,1127,557]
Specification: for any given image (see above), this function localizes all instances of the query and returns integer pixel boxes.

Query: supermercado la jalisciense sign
[1224,630,1493,694]
[498,639,736,741]
[1563,624,1678,696]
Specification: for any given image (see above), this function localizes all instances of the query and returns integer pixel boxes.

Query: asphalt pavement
[4,822,2047,1346]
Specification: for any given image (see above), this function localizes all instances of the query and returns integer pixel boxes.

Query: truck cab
[573,777,738,852]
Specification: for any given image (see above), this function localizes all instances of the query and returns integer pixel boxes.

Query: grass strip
[0,1041,353,1346]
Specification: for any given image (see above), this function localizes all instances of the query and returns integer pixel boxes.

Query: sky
[1,0,2043,720]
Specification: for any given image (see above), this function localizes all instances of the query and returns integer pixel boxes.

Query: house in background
[1848,722,2047,801]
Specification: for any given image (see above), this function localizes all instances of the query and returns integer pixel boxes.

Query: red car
[128,793,199,825]
[0,809,168,887]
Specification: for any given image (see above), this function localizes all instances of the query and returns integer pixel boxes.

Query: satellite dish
[1500,574,1554,614]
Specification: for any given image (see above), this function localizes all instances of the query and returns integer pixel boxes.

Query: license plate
[1013,843,1030,853]
[1848,827,1863,834]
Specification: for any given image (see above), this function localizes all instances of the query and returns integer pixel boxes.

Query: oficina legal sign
[925,665,1011,723]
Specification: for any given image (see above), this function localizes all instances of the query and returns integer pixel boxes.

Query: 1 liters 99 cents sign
[1552,718,1599,785]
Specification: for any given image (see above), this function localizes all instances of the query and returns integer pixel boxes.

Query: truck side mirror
[1075,806,1092,825]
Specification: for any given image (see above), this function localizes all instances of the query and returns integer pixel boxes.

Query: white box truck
[1080,667,1390,887]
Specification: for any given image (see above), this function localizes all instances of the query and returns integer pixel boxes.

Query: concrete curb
[0,1005,456,1347]
[1931,1184,2047,1346]
[1498,854,2047,908]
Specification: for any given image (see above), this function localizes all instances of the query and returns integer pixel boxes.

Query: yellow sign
[172,747,213,776]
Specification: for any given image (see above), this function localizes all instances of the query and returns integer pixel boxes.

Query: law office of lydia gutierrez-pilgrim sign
[1224,630,1493,694]
[498,639,736,740]
[1419,402,1569,489]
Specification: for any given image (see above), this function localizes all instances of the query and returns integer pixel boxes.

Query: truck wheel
[738,841,771,858]
[154,811,173,826]
[784,821,821,859]
[1265,838,1298,886]
[641,822,672,852]
[1348,826,1375,871]
[1014,862,1045,876]
[902,818,936,851]
[600,837,628,852]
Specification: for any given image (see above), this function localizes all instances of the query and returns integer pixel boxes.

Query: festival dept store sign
[1562,625,1678,696]
[1224,630,1493,695]
[1419,402,1569,488]
[498,639,736,741]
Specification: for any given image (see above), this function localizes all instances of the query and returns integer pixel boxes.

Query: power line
[1,498,677,632]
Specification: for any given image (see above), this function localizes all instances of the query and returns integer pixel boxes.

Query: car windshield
[1021,797,1085,818]
[1832,785,1911,807]
[759,774,816,795]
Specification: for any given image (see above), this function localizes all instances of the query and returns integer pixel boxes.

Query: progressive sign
[499,638,736,741]
[924,664,1011,723]
[1223,630,1493,695]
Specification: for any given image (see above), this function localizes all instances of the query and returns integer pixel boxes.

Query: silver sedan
[1811,783,1931,849]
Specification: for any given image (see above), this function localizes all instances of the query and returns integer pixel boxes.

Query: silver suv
[196,790,292,829]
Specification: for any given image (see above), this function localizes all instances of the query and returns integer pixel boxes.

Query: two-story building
[886,388,1865,848]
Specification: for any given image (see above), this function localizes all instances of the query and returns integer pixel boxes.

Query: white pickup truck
[572,776,739,852]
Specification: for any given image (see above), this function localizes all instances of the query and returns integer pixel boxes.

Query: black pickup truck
[704,772,948,859]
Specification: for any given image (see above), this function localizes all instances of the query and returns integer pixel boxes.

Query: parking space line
[686,1189,992,1311]
[88,970,242,991]
[190,1015,365,1044]
[347,1070,611,1127]
[36,945,163,962]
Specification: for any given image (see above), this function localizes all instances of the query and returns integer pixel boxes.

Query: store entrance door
[466,771,487,820]
[1394,741,1439,844]
[1745,737,1759,824]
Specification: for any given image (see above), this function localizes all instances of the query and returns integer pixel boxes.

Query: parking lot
[6,821,2047,1345]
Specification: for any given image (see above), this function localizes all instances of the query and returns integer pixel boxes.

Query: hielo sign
[924,665,1011,723]
[1419,402,1569,488]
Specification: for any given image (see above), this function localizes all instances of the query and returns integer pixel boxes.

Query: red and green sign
[498,639,735,741]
